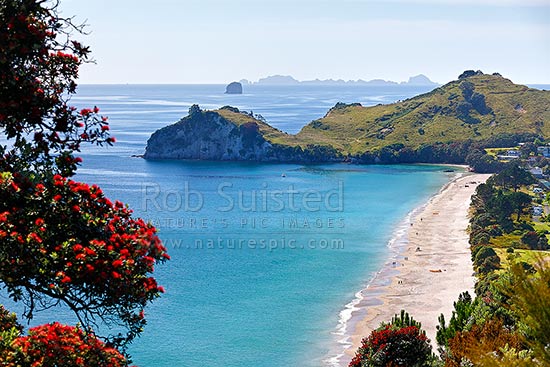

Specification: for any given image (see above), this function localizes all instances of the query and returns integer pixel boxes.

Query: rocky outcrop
[144,105,267,160]
[145,72,550,165]
[225,82,242,94]
[143,105,342,162]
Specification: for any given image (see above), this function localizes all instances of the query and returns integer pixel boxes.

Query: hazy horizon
[60,0,549,85]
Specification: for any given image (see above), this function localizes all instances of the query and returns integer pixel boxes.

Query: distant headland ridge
[239,74,439,86]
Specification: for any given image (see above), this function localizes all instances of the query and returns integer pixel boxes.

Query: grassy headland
[146,71,550,167]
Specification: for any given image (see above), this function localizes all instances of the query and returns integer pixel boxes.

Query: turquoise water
[77,160,452,367]
[3,84,455,366]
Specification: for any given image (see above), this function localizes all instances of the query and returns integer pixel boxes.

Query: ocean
[6,84,458,366]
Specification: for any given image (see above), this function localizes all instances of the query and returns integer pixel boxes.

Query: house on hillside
[537,146,550,158]
[530,166,544,178]
[497,150,520,160]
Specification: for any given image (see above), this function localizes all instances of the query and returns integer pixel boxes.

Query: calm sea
[6,84,461,366]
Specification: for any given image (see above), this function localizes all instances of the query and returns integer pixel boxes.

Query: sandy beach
[344,172,491,362]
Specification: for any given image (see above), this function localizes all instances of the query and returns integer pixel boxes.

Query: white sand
[344,173,491,363]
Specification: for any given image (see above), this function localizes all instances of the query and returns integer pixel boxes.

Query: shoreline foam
[327,172,490,366]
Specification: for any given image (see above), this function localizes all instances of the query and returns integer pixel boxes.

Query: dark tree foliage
[0,0,169,362]
[188,104,202,116]
[436,292,474,357]
[389,309,424,331]
[473,246,501,274]
[458,70,483,79]
[349,325,432,367]
[521,231,549,250]
[507,191,533,221]
[465,149,503,173]
[446,318,522,367]
[459,81,475,100]
[471,183,497,211]
[349,310,433,367]
[488,162,535,191]
[470,92,491,115]
[456,101,473,117]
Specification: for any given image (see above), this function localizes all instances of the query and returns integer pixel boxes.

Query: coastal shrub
[517,222,535,231]
[473,246,500,274]
[220,105,240,113]
[389,310,424,331]
[478,256,501,274]
[519,261,535,273]
[456,101,473,117]
[499,219,515,233]
[465,150,502,173]
[469,224,484,241]
[487,225,502,237]
[2,322,128,367]
[520,231,538,246]
[471,245,491,262]
[489,164,535,192]
[471,232,490,246]
[471,213,494,228]
[458,70,483,79]
[436,292,474,356]
[503,260,550,365]
[188,104,202,116]
[471,183,496,211]
[240,121,261,148]
[349,325,432,367]
[303,144,342,162]
[446,318,522,367]
[520,231,549,250]
[470,93,491,115]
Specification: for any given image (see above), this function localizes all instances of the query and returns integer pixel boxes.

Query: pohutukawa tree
[0,0,169,364]
[349,310,432,367]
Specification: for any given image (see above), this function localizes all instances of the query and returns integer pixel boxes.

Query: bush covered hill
[144,71,550,166]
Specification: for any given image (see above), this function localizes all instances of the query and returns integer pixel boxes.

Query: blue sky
[60,0,550,84]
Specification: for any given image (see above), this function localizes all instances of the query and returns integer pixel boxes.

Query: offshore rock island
[225,81,243,94]
[144,72,550,166]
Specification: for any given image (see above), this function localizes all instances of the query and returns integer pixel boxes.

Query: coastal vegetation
[0,0,167,365]
[145,73,549,167]
[350,311,434,367]
[436,162,550,366]
[350,162,550,366]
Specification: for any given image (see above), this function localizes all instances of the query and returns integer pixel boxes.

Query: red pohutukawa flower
[0,0,165,363]
[3,322,129,367]
[0,172,169,346]
[349,325,432,367]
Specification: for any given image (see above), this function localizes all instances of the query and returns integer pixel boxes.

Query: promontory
[144,71,550,167]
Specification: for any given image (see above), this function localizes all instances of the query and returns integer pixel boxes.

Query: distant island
[225,81,243,94]
[238,74,438,86]
[145,71,550,171]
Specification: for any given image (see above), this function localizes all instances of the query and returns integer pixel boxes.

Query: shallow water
[3,84,456,366]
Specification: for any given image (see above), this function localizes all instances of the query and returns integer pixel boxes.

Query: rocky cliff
[145,72,550,165]
[144,105,341,162]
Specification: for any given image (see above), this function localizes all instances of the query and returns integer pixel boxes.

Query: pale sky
[60,0,550,85]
